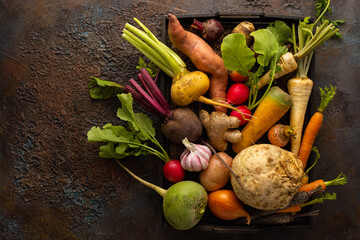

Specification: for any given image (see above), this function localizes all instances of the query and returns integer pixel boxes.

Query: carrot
[277,192,337,214]
[277,204,302,213]
[167,14,228,113]
[298,172,347,192]
[298,85,336,168]
[232,86,292,153]
[208,189,250,224]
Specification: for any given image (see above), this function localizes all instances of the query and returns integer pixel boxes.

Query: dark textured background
[0,0,359,239]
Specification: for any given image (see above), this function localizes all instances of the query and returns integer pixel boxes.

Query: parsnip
[287,77,313,154]
[256,52,298,90]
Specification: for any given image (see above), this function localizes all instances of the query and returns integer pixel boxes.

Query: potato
[199,152,233,191]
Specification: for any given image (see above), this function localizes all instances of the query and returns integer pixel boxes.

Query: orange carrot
[298,85,336,169]
[277,204,302,214]
[298,173,347,192]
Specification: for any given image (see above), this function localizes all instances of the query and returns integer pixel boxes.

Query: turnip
[116,160,208,230]
[226,83,250,105]
[190,18,224,42]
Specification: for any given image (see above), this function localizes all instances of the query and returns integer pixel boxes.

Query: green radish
[116,160,208,230]
[232,87,292,153]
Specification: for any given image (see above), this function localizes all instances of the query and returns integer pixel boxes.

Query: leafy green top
[221,20,291,109]
[87,93,169,161]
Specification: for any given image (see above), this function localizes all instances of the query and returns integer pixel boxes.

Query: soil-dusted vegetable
[232,21,255,46]
[298,172,347,192]
[229,105,252,126]
[298,85,336,169]
[208,189,250,224]
[122,17,240,113]
[267,124,297,147]
[199,152,233,191]
[226,83,250,105]
[199,110,243,152]
[232,87,292,153]
[163,160,185,183]
[116,161,207,230]
[190,18,224,41]
[230,144,304,210]
[180,138,212,172]
[168,14,229,113]
[257,1,340,90]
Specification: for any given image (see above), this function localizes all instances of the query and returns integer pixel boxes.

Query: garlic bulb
[180,138,212,172]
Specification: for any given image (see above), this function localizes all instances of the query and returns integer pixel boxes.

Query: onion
[180,138,212,172]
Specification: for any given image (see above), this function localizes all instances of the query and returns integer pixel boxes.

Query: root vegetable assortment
[87,0,347,230]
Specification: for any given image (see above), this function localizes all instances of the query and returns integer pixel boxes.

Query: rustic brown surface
[1,0,359,239]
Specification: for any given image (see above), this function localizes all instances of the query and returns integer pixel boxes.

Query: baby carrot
[298,85,336,169]
[298,173,347,192]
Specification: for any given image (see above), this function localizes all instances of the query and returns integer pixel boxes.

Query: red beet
[191,18,224,41]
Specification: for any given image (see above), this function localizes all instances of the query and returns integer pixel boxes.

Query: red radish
[229,71,249,83]
[163,160,185,183]
[226,83,250,105]
[229,105,251,125]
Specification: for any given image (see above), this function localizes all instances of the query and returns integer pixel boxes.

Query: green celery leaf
[267,21,292,45]
[89,77,123,100]
[221,33,256,76]
[251,29,280,67]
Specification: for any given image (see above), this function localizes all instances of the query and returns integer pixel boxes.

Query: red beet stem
[190,18,204,32]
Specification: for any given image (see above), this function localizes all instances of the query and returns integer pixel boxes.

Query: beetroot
[191,18,224,41]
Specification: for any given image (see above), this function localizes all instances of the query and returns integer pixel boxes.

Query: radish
[229,105,252,126]
[229,70,248,83]
[226,83,250,105]
[116,160,208,230]
[190,18,224,42]
[163,159,185,183]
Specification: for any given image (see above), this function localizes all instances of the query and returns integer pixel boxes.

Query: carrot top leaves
[324,172,347,187]
[317,85,337,113]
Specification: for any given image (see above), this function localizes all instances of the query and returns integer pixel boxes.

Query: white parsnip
[256,52,298,90]
[287,77,313,154]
